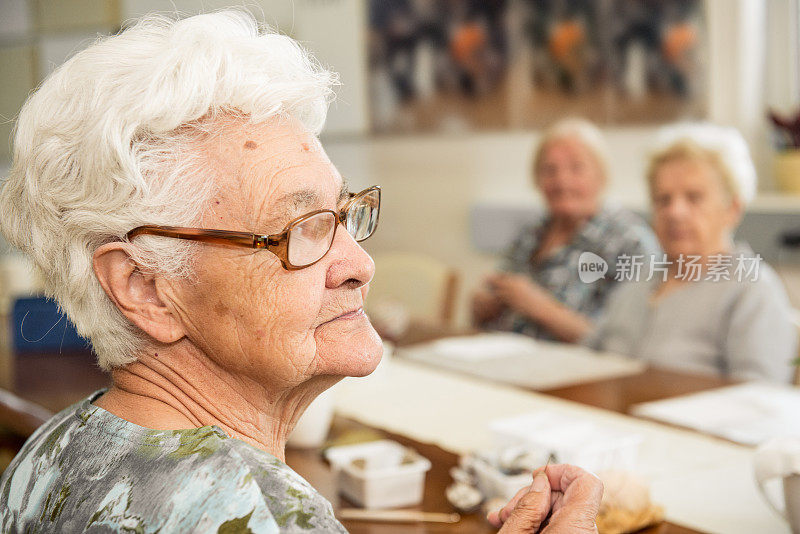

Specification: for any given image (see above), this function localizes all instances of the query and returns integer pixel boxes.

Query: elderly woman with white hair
[585,124,798,382]
[0,10,603,534]
[472,119,659,342]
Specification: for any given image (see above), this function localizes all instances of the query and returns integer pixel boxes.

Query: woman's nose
[545,167,568,185]
[325,225,375,290]
[664,196,692,220]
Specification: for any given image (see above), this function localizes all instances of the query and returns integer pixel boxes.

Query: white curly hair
[0,9,337,369]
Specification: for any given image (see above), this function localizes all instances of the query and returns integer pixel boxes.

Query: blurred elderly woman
[472,119,659,342]
[0,10,602,533]
[585,124,798,382]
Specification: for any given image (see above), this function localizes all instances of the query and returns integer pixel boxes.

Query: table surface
[6,346,731,534]
[288,419,702,534]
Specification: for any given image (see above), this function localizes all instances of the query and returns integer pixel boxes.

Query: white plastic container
[489,412,643,473]
[324,440,432,509]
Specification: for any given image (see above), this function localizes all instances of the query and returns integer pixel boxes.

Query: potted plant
[769,109,800,194]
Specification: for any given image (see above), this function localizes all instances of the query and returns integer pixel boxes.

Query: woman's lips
[337,308,365,320]
[319,307,365,327]
[667,230,692,240]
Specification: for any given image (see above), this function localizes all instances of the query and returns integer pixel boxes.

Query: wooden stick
[338,509,461,524]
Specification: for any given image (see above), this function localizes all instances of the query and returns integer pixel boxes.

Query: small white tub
[325,440,432,509]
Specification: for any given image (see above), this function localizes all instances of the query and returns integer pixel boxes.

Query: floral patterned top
[0,390,346,533]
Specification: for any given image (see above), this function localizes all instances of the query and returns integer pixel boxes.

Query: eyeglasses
[126,186,381,270]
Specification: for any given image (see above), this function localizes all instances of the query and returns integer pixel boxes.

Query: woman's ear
[726,195,744,231]
[93,243,185,344]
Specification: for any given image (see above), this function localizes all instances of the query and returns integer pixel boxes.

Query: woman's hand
[488,464,602,533]
[486,273,553,320]
[484,272,594,342]
[471,284,506,326]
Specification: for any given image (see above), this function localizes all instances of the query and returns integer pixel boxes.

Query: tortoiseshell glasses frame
[126,186,381,271]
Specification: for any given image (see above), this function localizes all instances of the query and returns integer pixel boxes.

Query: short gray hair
[532,118,610,184]
[0,10,337,369]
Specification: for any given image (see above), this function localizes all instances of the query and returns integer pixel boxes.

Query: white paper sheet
[632,382,800,446]
[421,333,540,361]
[334,359,788,534]
[397,333,646,389]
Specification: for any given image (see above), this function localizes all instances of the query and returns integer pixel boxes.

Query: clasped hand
[488,463,602,533]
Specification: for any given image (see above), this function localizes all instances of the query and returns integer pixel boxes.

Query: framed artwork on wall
[367,0,707,134]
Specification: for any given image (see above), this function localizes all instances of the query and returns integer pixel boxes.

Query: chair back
[0,388,53,438]
[369,252,459,327]
[791,308,800,386]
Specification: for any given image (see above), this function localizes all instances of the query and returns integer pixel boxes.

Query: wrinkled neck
[549,210,595,236]
[93,342,338,462]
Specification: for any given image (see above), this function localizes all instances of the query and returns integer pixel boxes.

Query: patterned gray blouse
[0,390,347,533]
[497,204,660,340]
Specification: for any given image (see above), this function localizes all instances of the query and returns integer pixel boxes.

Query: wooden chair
[368,252,460,328]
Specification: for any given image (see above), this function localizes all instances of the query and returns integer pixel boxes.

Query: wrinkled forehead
[542,136,596,165]
[198,115,345,230]
[652,156,722,194]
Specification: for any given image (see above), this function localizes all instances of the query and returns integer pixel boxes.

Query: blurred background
[0,0,799,349]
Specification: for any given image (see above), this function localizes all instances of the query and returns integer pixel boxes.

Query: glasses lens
[345,189,380,241]
[288,211,336,267]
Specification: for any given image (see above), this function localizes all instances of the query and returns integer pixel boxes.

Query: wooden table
[6,347,725,533]
[540,367,733,415]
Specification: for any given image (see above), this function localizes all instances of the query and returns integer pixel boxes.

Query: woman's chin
[348,349,382,377]
[549,201,593,219]
[314,325,383,377]
[663,243,700,260]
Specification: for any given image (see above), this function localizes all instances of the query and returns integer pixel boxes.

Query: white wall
[292,0,369,135]
[765,0,800,115]
[121,0,369,136]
